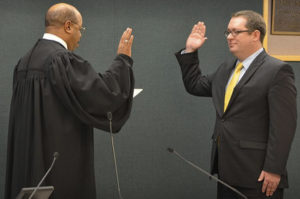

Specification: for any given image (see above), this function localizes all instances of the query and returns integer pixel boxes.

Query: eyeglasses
[71,21,86,34]
[224,29,252,37]
[79,26,86,34]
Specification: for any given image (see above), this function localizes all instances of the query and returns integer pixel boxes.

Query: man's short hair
[232,10,266,43]
[45,6,79,27]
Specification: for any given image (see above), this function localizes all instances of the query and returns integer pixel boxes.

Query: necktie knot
[235,62,243,72]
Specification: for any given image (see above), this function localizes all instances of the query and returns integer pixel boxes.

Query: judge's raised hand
[117,28,134,57]
[185,21,207,53]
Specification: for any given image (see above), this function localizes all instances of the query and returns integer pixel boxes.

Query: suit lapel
[224,50,267,114]
[215,59,236,117]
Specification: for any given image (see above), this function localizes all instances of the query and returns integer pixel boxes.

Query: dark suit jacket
[175,49,296,188]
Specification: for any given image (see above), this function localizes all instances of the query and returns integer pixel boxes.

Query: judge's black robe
[5,39,134,199]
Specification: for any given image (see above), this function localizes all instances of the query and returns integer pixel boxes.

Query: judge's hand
[117,28,134,57]
[258,170,281,197]
[185,21,207,53]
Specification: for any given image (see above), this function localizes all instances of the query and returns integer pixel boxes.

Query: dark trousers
[217,183,284,199]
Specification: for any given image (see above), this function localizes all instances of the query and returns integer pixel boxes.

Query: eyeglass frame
[78,26,86,34]
[70,21,86,34]
[224,29,253,38]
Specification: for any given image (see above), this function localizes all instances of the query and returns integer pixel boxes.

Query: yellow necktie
[224,62,243,112]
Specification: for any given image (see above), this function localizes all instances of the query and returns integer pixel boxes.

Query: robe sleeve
[48,51,134,132]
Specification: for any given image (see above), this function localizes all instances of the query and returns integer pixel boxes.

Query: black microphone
[167,147,248,199]
[107,112,123,199]
[28,152,59,199]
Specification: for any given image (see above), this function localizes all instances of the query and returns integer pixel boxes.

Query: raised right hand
[117,28,134,57]
[185,21,207,53]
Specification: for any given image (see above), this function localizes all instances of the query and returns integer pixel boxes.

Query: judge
[5,3,134,199]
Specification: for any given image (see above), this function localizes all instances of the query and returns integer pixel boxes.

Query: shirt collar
[237,48,264,70]
[42,33,68,50]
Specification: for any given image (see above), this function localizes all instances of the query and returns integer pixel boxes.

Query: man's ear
[252,30,261,42]
[64,20,72,33]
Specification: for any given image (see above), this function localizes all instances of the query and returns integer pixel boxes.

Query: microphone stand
[167,148,248,199]
[28,152,59,199]
[107,112,123,199]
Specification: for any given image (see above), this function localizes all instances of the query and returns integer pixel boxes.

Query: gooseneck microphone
[107,112,123,199]
[167,148,248,199]
[28,152,59,199]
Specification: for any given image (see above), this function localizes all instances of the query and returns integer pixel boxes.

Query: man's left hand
[258,170,281,197]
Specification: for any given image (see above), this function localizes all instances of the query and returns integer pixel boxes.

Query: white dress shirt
[42,33,68,50]
[226,48,264,89]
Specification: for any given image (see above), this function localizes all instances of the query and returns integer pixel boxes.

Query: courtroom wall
[0,0,299,198]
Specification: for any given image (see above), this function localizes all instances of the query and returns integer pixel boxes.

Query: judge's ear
[64,20,72,33]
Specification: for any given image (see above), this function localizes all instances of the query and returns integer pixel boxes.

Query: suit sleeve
[48,52,134,133]
[264,64,297,174]
[175,49,213,97]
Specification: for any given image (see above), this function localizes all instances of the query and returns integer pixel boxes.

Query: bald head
[45,3,80,27]
[44,3,83,51]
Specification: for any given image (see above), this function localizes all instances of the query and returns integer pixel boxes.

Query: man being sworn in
[5,3,134,199]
